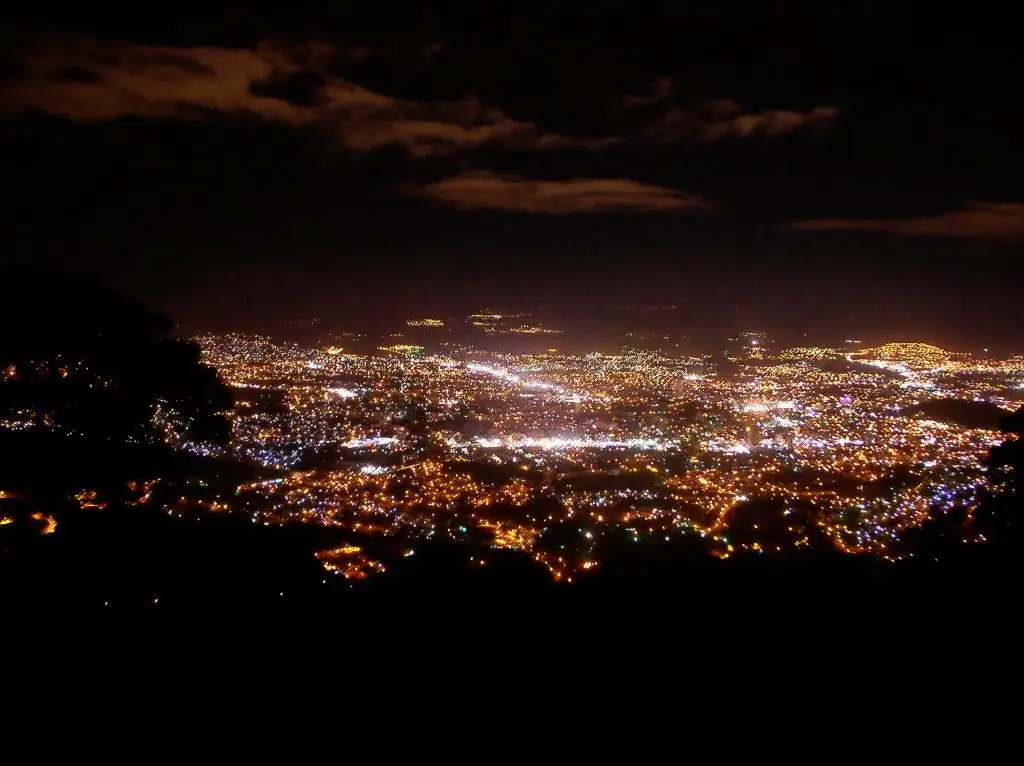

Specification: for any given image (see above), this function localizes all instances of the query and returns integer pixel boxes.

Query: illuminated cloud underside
[2,37,839,157]
[408,171,706,214]
[0,36,606,157]
[786,202,1024,239]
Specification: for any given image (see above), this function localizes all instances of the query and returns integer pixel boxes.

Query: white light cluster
[343,436,399,448]
[450,435,669,451]
[467,362,566,394]
[327,387,359,398]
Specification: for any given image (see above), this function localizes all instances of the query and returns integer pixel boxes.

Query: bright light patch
[465,435,667,451]
[327,387,359,398]
[343,436,399,448]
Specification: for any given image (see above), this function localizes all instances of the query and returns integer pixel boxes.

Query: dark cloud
[620,76,674,108]
[641,100,840,142]
[786,202,1024,240]
[0,35,618,158]
[1,33,843,164]
[48,65,100,83]
[149,51,217,76]
[1,37,300,122]
[0,58,27,81]
[249,69,328,107]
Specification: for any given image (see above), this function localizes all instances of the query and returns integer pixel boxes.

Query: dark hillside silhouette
[979,407,1024,540]
[903,399,1009,431]
[0,272,317,609]
[0,269,233,500]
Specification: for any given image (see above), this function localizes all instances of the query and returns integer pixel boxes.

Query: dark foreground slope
[2,504,1020,624]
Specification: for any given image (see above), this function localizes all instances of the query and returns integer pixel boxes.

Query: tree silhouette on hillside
[987,408,1024,494]
[978,406,1024,541]
[0,272,340,611]
[0,269,233,499]
[897,406,1024,559]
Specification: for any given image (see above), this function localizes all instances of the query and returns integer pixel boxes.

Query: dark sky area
[2,3,1022,347]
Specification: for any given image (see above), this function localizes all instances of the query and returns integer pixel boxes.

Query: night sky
[2,4,1022,347]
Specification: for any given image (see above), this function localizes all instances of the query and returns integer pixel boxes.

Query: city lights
[192,329,1019,579]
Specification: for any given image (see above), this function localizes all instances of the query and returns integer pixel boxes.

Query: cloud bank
[640,96,839,142]
[0,35,609,157]
[404,171,706,214]
[786,202,1024,239]
[2,38,839,156]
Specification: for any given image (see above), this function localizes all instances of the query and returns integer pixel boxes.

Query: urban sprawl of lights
[172,332,1023,580]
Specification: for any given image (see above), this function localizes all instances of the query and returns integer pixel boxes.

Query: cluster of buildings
[191,331,1024,579]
